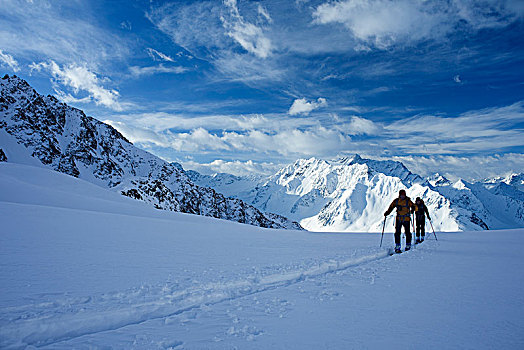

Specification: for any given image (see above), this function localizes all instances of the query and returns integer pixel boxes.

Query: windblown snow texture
[189,156,524,232]
[0,74,301,230]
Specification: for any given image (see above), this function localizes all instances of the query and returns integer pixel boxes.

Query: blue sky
[1,0,523,180]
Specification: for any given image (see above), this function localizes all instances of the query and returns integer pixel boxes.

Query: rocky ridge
[0,74,302,230]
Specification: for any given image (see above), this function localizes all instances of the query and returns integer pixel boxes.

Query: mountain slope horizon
[0,74,302,230]
[188,155,524,232]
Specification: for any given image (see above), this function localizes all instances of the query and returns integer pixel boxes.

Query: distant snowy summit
[0,74,302,230]
[189,156,524,232]
[2,74,522,233]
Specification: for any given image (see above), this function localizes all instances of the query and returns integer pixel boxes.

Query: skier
[384,189,418,253]
[414,197,431,244]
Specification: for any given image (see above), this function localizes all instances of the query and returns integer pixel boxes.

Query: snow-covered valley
[1,162,523,349]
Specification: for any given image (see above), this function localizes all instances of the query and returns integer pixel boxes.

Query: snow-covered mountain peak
[0,75,302,230]
[2,74,37,96]
[453,179,468,190]
[334,154,422,186]
[428,173,452,186]
[335,154,362,165]
[499,173,524,191]
[190,154,524,232]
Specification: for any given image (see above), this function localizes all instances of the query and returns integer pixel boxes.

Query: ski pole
[380,216,386,248]
[429,219,438,241]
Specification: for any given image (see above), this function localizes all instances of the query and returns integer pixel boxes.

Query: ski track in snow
[0,248,398,348]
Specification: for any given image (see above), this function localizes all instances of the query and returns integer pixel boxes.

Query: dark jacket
[415,200,430,219]
[385,197,418,222]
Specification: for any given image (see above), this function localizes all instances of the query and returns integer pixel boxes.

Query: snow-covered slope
[485,173,524,192]
[190,156,524,232]
[0,74,301,230]
[185,170,262,197]
[1,162,523,349]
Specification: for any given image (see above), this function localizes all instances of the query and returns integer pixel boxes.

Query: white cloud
[120,21,132,31]
[257,5,273,24]
[31,61,122,111]
[0,50,20,72]
[313,0,444,49]
[313,0,524,50]
[222,0,273,58]
[0,0,129,70]
[183,159,281,177]
[105,116,351,158]
[104,120,170,147]
[105,120,231,152]
[106,112,311,134]
[105,101,523,181]
[147,1,281,85]
[129,64,189,77]
[146,2,229,58]
[53,90,92,105]
[288,97,327,115]
[392,154,524,182]
[346,116,379,135]
[454,75,462,83]
[383,101,524,154]
[146,48,175,62]
[213,53,285,83]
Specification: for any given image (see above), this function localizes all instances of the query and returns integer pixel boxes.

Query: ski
[387,247,402,255]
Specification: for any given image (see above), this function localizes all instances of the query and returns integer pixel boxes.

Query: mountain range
[188,156,524,232]
[0,74,301,230]
[1,74,522,233]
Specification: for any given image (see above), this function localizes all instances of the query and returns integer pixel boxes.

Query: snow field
[1,163,523,349]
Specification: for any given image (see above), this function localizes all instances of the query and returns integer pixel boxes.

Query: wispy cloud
[0,50,20,72]
[313,0,442,49]
[120,20,132,31]
[392,153,524,182]
[182,159,280,177]
[104,110,390,164]
[105,100,523,180]
[346,116,380,135]
[146,1,282,85]
[221,0,273,58]
[288,98,327,115]
[313,0,524,50]
[0,0,129,69]
[257,4,273,24]
[146,48,175,62]
[383,101,524,154]
[212,53,285,83]
[129,64,189,77]
[146,2,227,59]
[31,61,123,111]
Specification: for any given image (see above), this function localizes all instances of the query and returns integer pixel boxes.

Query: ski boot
[415,238,421,244]
[394,244,402,254]
[420,236,425,243]
[405,244,411,252]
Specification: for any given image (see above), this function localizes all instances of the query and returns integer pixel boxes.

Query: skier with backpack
[384,189,418,253]
[414,197,431,244]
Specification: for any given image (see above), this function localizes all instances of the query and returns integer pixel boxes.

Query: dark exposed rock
[470,213,489,230]
[0,75,302,230]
